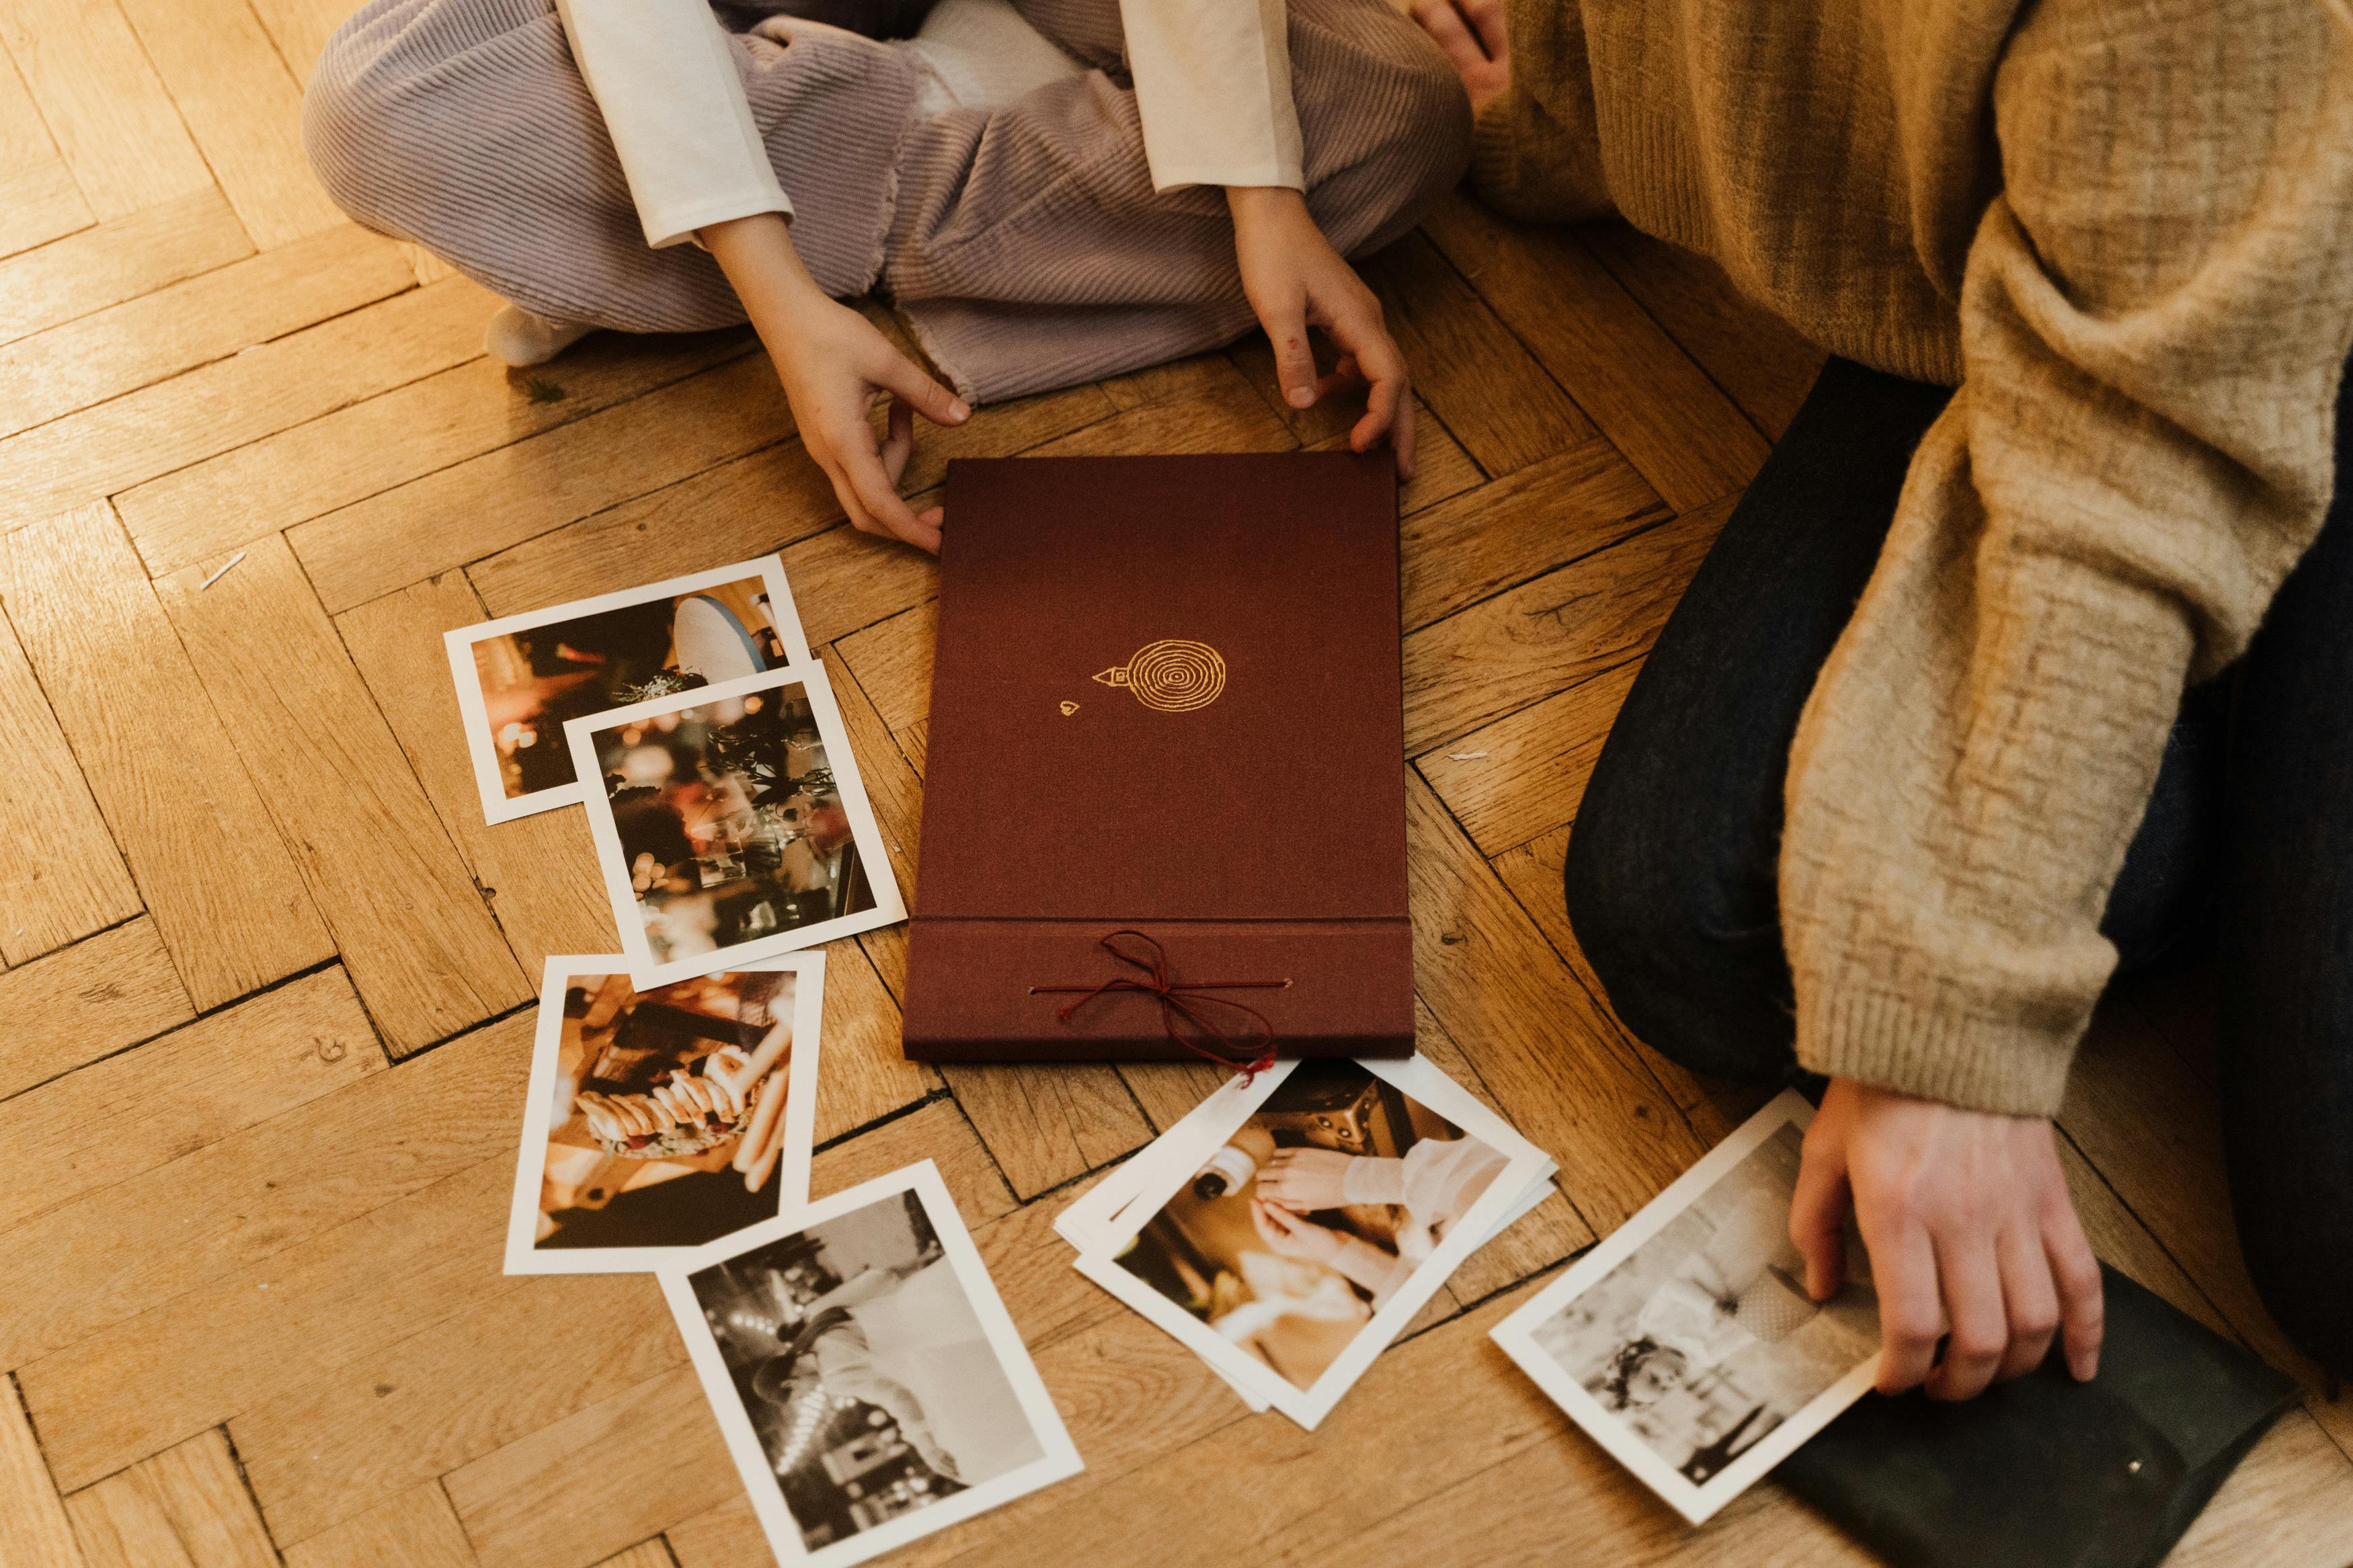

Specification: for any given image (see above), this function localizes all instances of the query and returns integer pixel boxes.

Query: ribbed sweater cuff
[1796,986,2080,1119]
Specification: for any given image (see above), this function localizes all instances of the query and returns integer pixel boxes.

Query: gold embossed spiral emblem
[1093,639,1227,712]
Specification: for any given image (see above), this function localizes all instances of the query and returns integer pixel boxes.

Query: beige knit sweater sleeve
[1780,0,2353,1117]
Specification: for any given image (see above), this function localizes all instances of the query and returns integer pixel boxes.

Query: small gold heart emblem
[1059,701,1079,716]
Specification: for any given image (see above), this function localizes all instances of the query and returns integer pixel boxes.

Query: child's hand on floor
[1228,186,1417,481]
[701,213,968,553]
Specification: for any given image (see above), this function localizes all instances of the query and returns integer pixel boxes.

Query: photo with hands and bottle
[301,0,2353,1547]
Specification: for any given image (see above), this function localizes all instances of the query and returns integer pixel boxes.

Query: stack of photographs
[1056,1057,1557,1429]
[452,559,1079,1565]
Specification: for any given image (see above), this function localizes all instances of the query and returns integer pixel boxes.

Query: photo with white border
[1073,1056,1549,1430]
[567,664,907,985]
[1488,1089,1881,1525]
[504,952,824,1274]
[447,556,812,823]
[658,1162,1083,1566]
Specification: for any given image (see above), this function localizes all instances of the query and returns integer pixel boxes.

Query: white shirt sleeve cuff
[640,188,795,251]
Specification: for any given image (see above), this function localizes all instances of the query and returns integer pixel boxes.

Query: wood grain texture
[0,601,140,964]
[0,224,411,440]
[278,1483,482,1568]
[1423,193,1769,512]
[0,277,493,529]
[0,44,91,259]
[5,505,333,1008]
[0,966,383,1238]
[1417,659,1642,857]
[0,0,211,218]
[0,188,250,347]
[0,1374,83,1567]
[63,1428,278,1568]
[113,0,344,247]
[0,917,194,1099]
[335,573,616,975]
[0,1009,530,1374]
[1400,440,1665,632]
[157,535,528,1053]
[117,334,754,577]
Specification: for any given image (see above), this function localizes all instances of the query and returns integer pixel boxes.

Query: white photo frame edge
[446,554,813,825]
[1486,1087,1881,1526]
[501,950,827,1276]
[654,1160,1084,1568]
[1072,1055,1552,1430]
[563,663,909,987]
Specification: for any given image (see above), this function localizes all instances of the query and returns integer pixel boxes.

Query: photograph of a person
[504,954,824,1274]
[446,556,811,822]
[1490,1091,1881,1524]
[660,1163,1081,1568]
[566,665,906,985]
[1075,1056,1547,1429]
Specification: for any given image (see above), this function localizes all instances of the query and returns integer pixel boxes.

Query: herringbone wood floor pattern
[0,2,2348,1563]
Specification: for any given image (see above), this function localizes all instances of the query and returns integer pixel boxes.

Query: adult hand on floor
[1408,0,1509,117]
[1228,186,1417,480]
[1790,1078,2105,1401]
[702,213,968,553]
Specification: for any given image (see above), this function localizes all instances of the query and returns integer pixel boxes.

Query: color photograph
[1490,1091,1883,1524]
[567,665,907,984]
[504,954,823,1274]
[661,1164,1082,1567]
[446,556,811,821]
[1074,1057,1548,1429]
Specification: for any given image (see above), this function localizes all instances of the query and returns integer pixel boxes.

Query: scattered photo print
[660,1165,1081,1567]
[1490,1091,1882,1524]
[505,954,824,1274]
[567,665,906,984]
[446,557,810,821]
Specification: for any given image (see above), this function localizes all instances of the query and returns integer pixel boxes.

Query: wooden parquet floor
[1,2,2350,1563]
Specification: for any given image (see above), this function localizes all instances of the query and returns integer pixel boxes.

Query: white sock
[902,0,1082,114]
[484,303,594,367]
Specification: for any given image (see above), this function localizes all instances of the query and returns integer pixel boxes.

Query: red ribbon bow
[1033,930,1286,1079]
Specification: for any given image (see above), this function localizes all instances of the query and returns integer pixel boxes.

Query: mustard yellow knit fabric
[1474,0,2353,1115]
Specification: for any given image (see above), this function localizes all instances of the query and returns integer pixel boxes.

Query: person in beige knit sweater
[1408,0,2353,1394]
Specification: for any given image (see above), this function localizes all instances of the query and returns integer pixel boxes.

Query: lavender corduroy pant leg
[303,0,1467,401]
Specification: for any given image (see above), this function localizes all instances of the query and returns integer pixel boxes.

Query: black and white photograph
[566,664,907,984]
[659,1163,1082,1567]
[502,954,823,1274]
[1073,1056,1549,1430]
[446,556,811,822]
[1490,1090,1882,1524]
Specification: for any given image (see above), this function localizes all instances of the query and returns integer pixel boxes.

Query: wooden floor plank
[22,1156,524,1491]
[63,1428,278,1568]
[1305,395,1486,518]
[0,1008,528,1375]
[0,0,212,219]
[0,1374,84,1568]
[0,224,411,440]
[288,353,799,614]
[1423,194,1769,513]
[0,44,92,260]
[0,276,492,529]
[334,573,618,975]
[1361,229,1600,474]
[1417,659,1641,858]
[0,917,194,1100]
[0,601,141,964]
[115,0,344,247]
[1400,439,1665,632]
[158,536,529,1053]
[233,1274,678,1551]
[1580,220,1825,443]
[278,1483,482,1568]
[1403,497,1730,755]
[117,332,754,577]
[0,188,251,347]
[0,966,383,1238]
[5,506,333,1008]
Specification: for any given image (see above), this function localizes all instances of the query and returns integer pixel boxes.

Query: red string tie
[1032,930,1287,1079]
